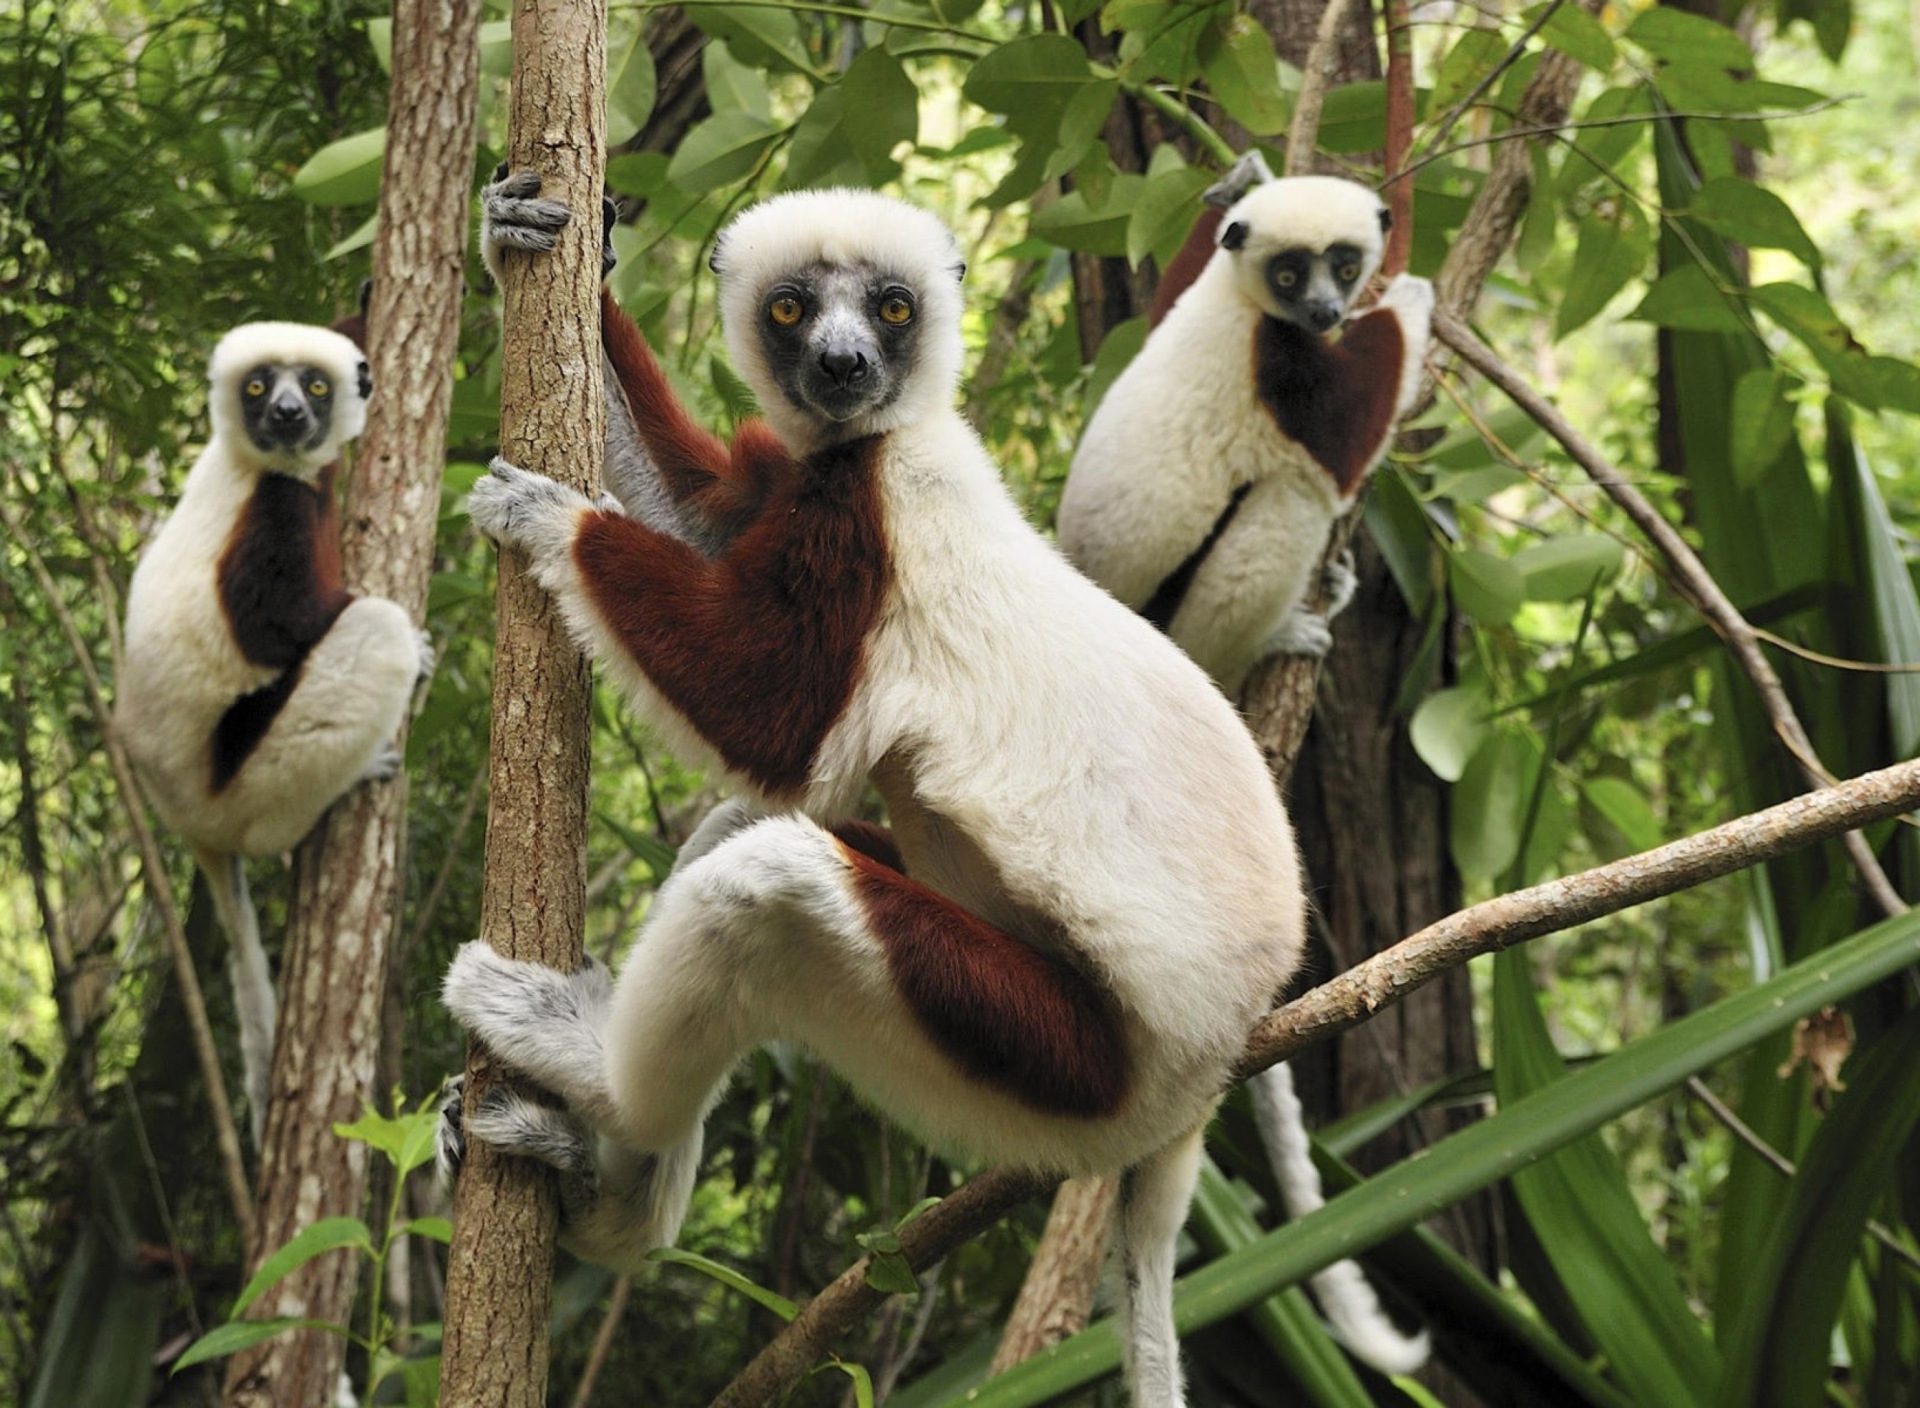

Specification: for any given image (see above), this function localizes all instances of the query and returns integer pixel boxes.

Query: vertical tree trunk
[221,3,480,1405]
[437,0,606,1400]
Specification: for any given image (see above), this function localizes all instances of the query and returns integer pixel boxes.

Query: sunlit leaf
[1556,202,1651,338]
[1728,366,1801,486]
[233,1217,372,1317]
[606,18,659,148]
[1628,265,1747,333]
[667,111,784,192]
[1451,729,1538,880]
[1512,534,1624,601]
[1449,547,1524,625]
[651,1247,800,1321]
[292,128,385,206]
[1688,177,1820,268]
[1410,684,1491,783]
[1198,14,1291,135]
[1526,2,1615,70]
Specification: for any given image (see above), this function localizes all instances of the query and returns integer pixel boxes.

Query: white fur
[452,194,1311,1408]
[1056,177,1432,698]
[117,322,425,1144]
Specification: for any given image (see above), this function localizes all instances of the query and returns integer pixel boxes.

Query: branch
[1283,0,1362,175]
[716,758,1920,1406]
[1432,308,1907,919]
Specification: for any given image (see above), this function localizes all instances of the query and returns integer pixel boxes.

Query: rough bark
[989,1177,1117,1372]
[221,4,480,1404]
[437,0,606,1400]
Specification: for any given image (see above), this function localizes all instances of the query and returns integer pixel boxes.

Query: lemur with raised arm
[438,173,1304,1407]
[1056,155,1434,1375]
[118,320,431,1146]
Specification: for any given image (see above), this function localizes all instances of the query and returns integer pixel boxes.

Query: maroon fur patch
[212,464,353,791]
[601,291,786,538]
[830,819,905,873]
[1150,207,1225,328]
[841,844,1130,1118]
[572,433,890,797]
[1253,308,1406,497]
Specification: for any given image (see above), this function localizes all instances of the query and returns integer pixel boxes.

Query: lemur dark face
[237,362,346,455]
[1263,243,1368,334]
[753,261,922,430]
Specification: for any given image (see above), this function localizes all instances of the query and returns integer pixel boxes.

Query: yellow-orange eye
[244,378,266,397]
[769,296,804,327]
[308,377,330,397]
[1274,268,1298,288]
[879,294,914,326]
[1337,263,1361,282]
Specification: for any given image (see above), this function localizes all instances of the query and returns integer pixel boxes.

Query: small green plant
[175,1093,450,1406]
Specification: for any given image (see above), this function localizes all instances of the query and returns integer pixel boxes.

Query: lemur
[1056,154,1434,1376]
[117,321,431,1146]
[1056,155,1434,698]
[437,173,1306,1407]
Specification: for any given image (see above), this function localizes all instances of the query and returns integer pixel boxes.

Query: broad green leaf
[1429,28,1507,117]
[1451,729,1539,880]
[606,19,659,148]
[688,4,812,76]
[292,128,385,206]
[1688,177,1820,268]
[1449,547,1524,625]
[1827,408,1920,762]
[334,1102,440,1176]
[1410,684,1490,783]
[174,1317,347,1373]
[1557,86,1652,196]
[1728,366,1800,486]
[1625,7,1753,71]
[1581,775,1664,854]
[1043,80,1121,184]
[1628,265,1747,333]
[841,47,919,172]
[818,1359,877,1408]
[855,1227,918,1294]
[399,1215,454,1245]
[1556,202,1650,338]
[1526,2,1616,70]
[1081,315,1148,424]
[1493,951,1720,1407]
[364,17,392,72]
[961,34,1092,129]
[1719,1011,1920,1407]
[1128,163,1211,270]
[323,215,378,262]
[667,111,784,192]
[233,1217,372,1317]
[651,1247,800,1321]
[1029,176,1144,258]
[948,909,1920,1407]
[703,40,772,120]
[1513,534,1624,601]
[1365,470,1438,617]
[1315,81,1387,154]
[1198,14,1291,135]
[1190,1162,1373,1404]
[783,86,866,190]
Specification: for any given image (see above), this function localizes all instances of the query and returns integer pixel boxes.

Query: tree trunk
[222,2,479,1404]
[437,0,606,1399]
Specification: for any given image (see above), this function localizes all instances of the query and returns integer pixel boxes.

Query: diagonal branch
[1432,307,1908,919]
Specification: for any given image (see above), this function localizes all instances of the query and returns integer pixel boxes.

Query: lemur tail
[1249,1062,1431,1377]
[194,846,275,1150]
[1116,1126,1207,1408]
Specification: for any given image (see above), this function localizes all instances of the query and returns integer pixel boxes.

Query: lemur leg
[1262,549,1359,660]
[1118,1124,1208,1408]
[222,597,425,856]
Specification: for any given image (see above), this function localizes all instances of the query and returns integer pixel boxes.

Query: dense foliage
[2,0,1918,1403]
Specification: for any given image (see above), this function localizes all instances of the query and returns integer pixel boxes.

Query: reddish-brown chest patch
[841,843,1131,1119]
[573,436,891,797]
[1253,311,1406,497]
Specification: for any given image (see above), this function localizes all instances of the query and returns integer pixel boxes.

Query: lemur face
[1216,176,1391,335]
[753,260,923,427]
[236,362,346,455]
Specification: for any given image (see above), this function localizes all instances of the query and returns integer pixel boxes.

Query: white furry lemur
[117,321,431,1146]
[1057,155,1434,1376]
[437,172,1305,1407]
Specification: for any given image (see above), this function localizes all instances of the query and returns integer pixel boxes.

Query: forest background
[3,0,1920,1403]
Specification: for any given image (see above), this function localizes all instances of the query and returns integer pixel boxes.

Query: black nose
[270,393,307,425]
[1304,301,1342,333]
[821,348,869,388]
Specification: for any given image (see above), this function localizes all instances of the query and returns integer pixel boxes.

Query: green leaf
[1625,7,1753,72]
[1449,547,1524,624]
[1042,79,1121,184]
[1198,14,1291,135]
[1719,1010,1920,1407]
[1512,534,1623,601]
[323,215,379,262]
[1628,265,1747,333]
[952,908,1920,1407]
[594,810,679,882]
[841,47,919,172]
[399,1216,454,1245]
[1410,685,1491,783]
[703,40,772,120]
[1727,367,1801,486]
[1687,177,1821,268]
[688,4,813,76]
[783,85,866,191]
[667,111,784,192]
[1581,775,1664,854]
[1429,28,1507,118]
[1556,202,1650,338]
[818,1359,877,1408]
[857,1227,920,1294]
[606,18,659,148]
[334,1103,440,1176]
[1451,730,1539,881]
[364,17,393,73]
[961,34,1093,129]
[651,1247,800,1321]
[1558,86,1653,195]
[292,128,385,206]
[1525,2,1616,70]
[232,1217,373,1317]
[1081,315,1148,422]
[1127,163,1211,270]
[1315,81,1387,154]
[1029,176,1143,258]
[174,1317,348,1373]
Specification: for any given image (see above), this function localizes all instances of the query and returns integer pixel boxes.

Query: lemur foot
[413,629,437,683]
[442,941,617,1120]
[1265,607,1335,660]
[360,744,404,783]
[481,166,618,279]
[436,1072,598,1180]
[1205,150,1276,209]
[466,456,596,561]
[1321,549,1359,620]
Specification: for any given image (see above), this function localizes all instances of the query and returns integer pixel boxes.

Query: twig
[403,765,487,954]
[1415,0,1565,162]
[1285,0,1362,175]
[1684,1076,1920,1276]
[567,1274,632,1408]
[713,756,1920,1407]
[0,501,256,1245]
[1433,307,1908,919]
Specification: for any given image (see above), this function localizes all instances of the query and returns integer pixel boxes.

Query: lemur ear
[951,260,968,282]
[357,360,372,401]
[1220,220,1250,251]
[1378,207,1393,233]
